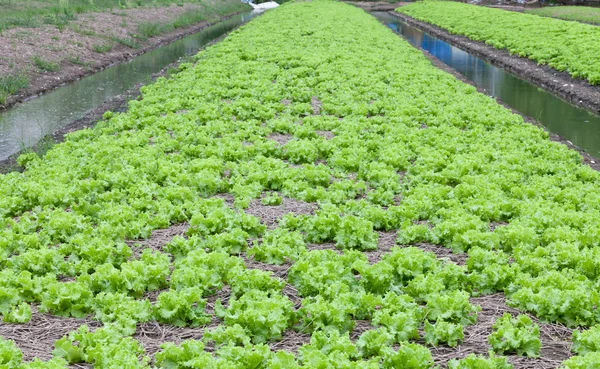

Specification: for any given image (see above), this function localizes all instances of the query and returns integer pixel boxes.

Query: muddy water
[372,11,600,159]
[0,11,259,161]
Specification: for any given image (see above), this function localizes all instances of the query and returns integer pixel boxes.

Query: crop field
[524,6,600,25]
[1,1,600,368]
[398,1,600,85]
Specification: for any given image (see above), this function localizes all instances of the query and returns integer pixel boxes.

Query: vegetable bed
[398,1,600,85]
[1,0,600,368]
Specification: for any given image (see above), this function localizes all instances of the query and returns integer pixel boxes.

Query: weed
[67,55,90,67]
[92,43,113,53]
[111,36,139,49]
[70,24,98,37]
[136,21,171,39]
[32,56,60,72]
[43,14,75,32]
[58,0,72,16]
[48,45,66,52]
[172,10,208,29]
[0,74,29,103]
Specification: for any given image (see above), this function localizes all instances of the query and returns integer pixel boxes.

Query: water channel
[1,10,599,161]
[372,11,600,159]
[0,11,259,161]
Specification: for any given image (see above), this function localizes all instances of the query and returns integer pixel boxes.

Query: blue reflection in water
[374,12,600,159]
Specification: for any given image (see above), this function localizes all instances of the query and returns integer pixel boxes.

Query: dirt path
[0,1,249,110]
[388,11,600,115]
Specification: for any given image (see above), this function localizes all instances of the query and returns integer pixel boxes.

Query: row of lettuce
[2,0,600,367]
[397,1,600,85]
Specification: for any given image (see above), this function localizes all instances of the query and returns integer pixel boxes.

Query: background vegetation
[525,6,600,25]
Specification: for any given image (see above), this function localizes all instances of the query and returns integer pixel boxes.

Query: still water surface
[0,11,259,161]
[372,11,600,159]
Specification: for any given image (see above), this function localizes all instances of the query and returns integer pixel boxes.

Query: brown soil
[0,2,249,110]
[127,223,189,259]
[311,95,322,115]
[0,306,100,362]
[268,133,294,146]
[244,196,318,229]
[413,243,468,266]
[397,22,600,172]
[364,230,398,263]
[388,11,600,115]
[428,293,572,368]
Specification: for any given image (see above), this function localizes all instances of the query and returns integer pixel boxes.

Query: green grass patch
[111,36,140,49]
[0,73,28,104]
[31,55,60,72]
[70,24,99,37]
[171,9,209,28]
[136,21,173,39]
[66,55,90,67]
[92,43,113,53]
[525,6,600,25]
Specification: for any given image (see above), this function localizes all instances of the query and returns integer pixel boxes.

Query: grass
[0,74,29,104]
[525,6,600,25]
[66,55,90,67]
[92,43,113,53]
[71,24,99,36]
[111,36,139,48]
[136,21,173,39]
[31,55,60,72]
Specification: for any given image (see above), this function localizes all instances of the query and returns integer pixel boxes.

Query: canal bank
[0,11,260,171]
[0,1,252,110]
[387,10,600,115]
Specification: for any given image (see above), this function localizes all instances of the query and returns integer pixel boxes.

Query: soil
[244,196,318,229]
[428,293,573,368]
[0,2,249,110]
[388,11,600,115]
[0,306,101,361]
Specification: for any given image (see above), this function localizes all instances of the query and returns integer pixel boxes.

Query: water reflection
[374,12,600,159]
[0,11,259,161]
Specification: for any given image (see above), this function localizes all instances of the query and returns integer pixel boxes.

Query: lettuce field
[1,1,600,368]
[398,1,600,85]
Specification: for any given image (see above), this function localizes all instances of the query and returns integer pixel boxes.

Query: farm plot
[1,0,600,368]
[398,1,600,85]
[524,6,600,26]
